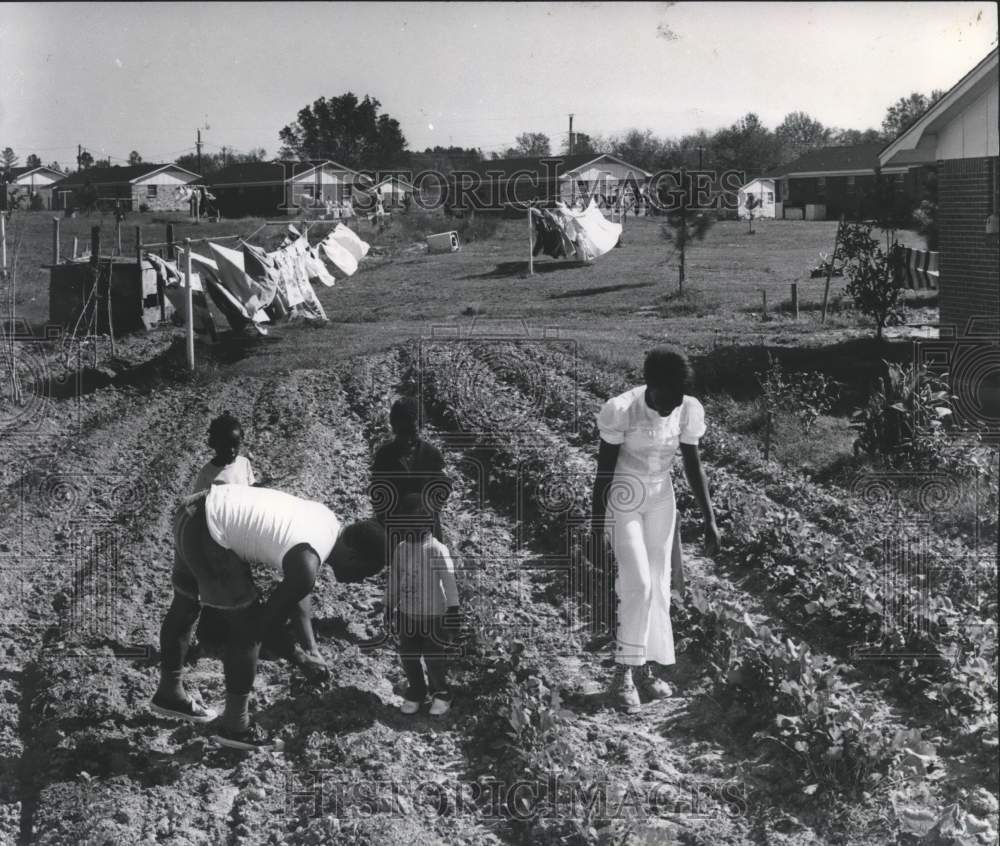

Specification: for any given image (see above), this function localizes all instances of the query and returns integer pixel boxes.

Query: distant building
[2,165,67,211]
[53,164,202,212]
[879,48,999,337]
[453,153,652,211]
[208,160,369,218]
[737,177,777,219]
[364,175,426,209]
[768,143,919,221]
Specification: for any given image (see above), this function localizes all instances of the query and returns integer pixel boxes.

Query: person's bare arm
[261,544,320,629]
[591,439,621,535]
[680,443,720,554]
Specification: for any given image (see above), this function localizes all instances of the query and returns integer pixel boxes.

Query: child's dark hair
[643,346,694,392]
[208,411,243,447]
[389,397,419,431]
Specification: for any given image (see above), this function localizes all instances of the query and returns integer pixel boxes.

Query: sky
[1,2,996,168]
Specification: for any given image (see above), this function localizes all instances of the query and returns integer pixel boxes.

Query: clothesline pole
[527,204,534,276]
[184,237,195,372]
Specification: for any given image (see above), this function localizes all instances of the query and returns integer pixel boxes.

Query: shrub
[454,211,498,243]
[839,222,903,339]
[850,360,952,459]
[757,353,839,459]
[139,203,149,213]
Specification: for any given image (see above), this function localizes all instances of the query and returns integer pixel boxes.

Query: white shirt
[205,485,340,570]
[191,455,255,494]
[387,535,459,617]
[596,388,706,483]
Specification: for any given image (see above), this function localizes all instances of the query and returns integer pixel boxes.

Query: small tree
[77,150,94,170]
[839,222,902,339]
[660,168,714,292]
[25,153,41,169]
[128,150,143,166]
[1,147,18,173]
[757,353,838,460]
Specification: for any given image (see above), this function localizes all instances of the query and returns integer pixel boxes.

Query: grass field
[1,206,994,846]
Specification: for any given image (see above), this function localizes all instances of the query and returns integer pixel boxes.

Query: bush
[454,211,498,243]
[29,193,45,211]
[850,360,952,459]
[139,203,150,213]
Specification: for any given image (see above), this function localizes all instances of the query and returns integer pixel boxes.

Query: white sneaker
[428,697,451,716]
[400,699,421,715]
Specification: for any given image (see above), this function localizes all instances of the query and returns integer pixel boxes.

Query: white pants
[606,475,676,667]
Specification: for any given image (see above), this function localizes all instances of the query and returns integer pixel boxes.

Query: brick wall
[131,184,191,212]
[938,156,1000,337]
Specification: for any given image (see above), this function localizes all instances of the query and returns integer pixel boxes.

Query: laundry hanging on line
[528,199,622,263]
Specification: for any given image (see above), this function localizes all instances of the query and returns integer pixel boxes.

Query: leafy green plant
[850,360,952,459]
[756,353,838,459]
[838,222,903,339]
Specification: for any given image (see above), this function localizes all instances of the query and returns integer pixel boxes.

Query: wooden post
[115,218,122,256]
[52,217,60,264]
[72,237,78,259]
[791,283,799,319]
[90,226,100,366]
[166,223,175,261]
[527,204,534,276]
[761,289,768,321]
[1,211,6,271]
[821,215,843,324]
[184,238,194,371]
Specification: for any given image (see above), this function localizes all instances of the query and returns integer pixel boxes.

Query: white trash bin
[426,231,460,253]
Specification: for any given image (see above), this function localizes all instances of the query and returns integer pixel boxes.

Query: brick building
[879,48,999,338]
[768,143,922,221]
[208,160,366,218]
[53,164,202,212]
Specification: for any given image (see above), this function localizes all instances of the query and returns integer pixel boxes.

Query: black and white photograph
[0,2,998,844]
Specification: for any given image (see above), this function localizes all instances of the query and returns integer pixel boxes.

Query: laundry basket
[426,231,460,253]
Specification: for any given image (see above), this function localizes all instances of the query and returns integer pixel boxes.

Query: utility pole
[568,114,574,155]
[196,129,203,174]
[77,144,82,172]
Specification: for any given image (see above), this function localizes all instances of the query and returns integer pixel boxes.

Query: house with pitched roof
[768,142,918,220]
[53,163,202,212]
[879,48,998,337]
[208,160,370,218]
[2,165,67,210]
[452,153,652,212]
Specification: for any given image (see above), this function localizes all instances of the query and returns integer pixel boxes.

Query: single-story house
[768,143,919,221]
[364,175,425,208]
[2,166,67,211]
[879,47,999,338]
[208,160,370,218]
[52,164,202,212]
[452,153,652,212]
[737,177,777,219]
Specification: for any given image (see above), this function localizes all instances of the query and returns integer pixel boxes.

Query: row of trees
[0,88,946,185]
[492,91,945,175]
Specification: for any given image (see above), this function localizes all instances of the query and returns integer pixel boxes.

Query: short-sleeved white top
[596,388,706,482]
[191,455,255,494]
[205,485,341,570]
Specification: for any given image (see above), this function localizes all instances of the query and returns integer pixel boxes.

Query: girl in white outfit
[591,346,720,713]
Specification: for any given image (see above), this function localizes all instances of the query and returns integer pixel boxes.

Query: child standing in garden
[386,493,462,716]
[191,411,256,493]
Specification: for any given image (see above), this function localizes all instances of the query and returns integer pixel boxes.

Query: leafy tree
[881,90,945,140]
[563,131,598,156]
[660,169,714,292]
[776,111,831,162]
[507,132,551,157]
[830,127,884,146]
[25,153,41,169]
[710,113,782,175]
[408,146,482,174]
[128,150,142,166]
[911,166,938,251]
[77,149,94,170]
[278,93,407,169]
[176,147,267,176]
[839,222,902,339]
[1,148,17,172]
[46,161,62,173]
[607,128,665,172]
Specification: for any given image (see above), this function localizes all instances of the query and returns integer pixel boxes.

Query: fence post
[1,211,7,271]
[166,223,175,261]
[821,215,844,324]
[761,288,768,321]
[184,238,194,372]
[791,283,799,320]
[90,226,101,366]
[51,217,60,265]
[527,204,534,276]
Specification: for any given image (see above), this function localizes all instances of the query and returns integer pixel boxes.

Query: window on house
[766,191,774,203]
[146,184,158,199]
